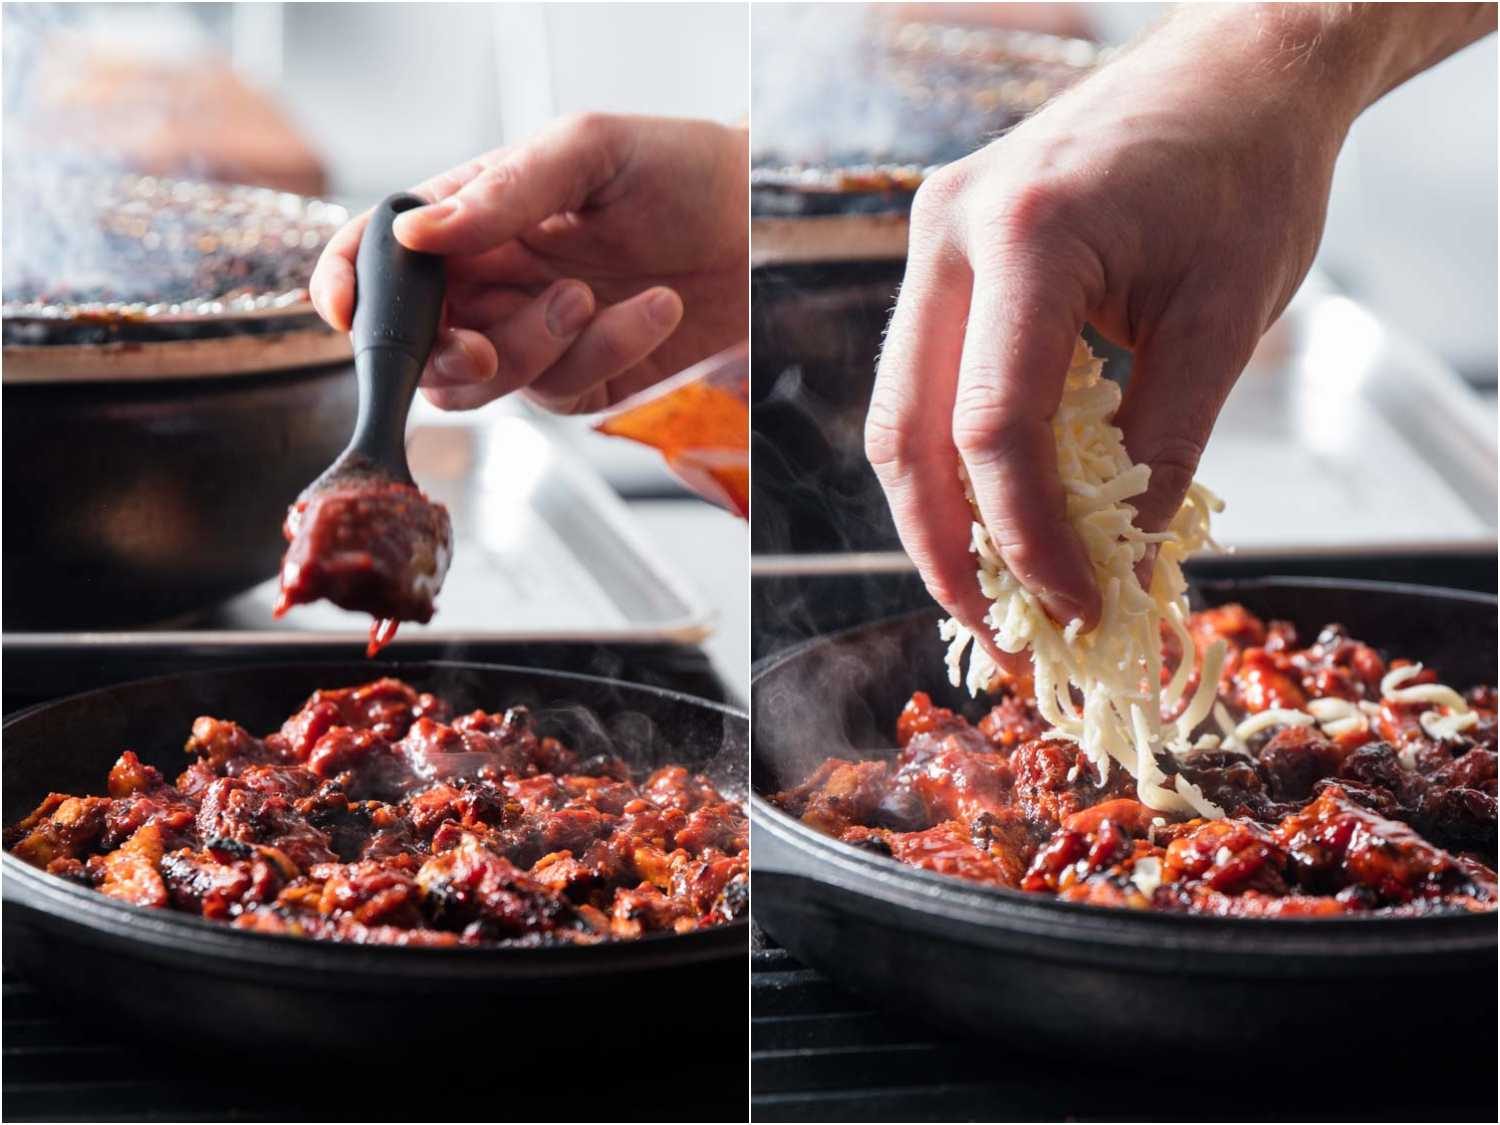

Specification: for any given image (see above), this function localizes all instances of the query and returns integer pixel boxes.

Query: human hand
[311,113,747,414]
[866,2,1491,650]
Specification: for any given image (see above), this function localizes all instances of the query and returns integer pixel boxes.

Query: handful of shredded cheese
[940,339,1228,817]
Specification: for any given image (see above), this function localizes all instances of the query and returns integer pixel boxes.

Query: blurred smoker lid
[8,4,328,195]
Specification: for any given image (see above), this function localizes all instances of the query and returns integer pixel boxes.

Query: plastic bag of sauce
[593,342,748,518]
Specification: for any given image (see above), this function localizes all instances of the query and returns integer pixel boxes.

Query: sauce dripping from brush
[274,476,452,656]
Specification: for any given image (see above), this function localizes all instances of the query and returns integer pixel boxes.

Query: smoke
[752,4,1108,175]
[531,699,746,799]
[753,609,934,787]
[751,3,914,169]
[3,4,199,301]
[2,3,339,312]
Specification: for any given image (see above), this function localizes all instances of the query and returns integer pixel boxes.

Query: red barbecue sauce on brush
[274,479,452,655]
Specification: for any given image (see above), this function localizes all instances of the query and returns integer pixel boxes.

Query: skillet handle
[750,814,824,880]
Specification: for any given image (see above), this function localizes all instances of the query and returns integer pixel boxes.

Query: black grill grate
[751,940,1498,1123]
[750,945,1071,1123]
[6,967,747,1122]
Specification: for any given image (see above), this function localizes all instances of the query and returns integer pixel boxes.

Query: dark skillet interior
[751,578,1498,1060]
[3,661,747,1058]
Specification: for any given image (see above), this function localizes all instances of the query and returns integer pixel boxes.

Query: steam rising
[2,5,339,312]
[5,4,184,300]
[752,4,911,168]
[752,3,1104,172]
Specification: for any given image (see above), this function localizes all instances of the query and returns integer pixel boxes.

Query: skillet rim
[750,576,1498,943]
[2,659,749,967]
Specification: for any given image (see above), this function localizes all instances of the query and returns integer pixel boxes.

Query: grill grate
[751,943,1498,1123]
[5,967,747,1122]
[751,946,1057,1123]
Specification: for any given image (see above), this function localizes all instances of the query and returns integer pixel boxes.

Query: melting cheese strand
[941,339,1226,816]
[1160,603,1197,720]
[1173,639,1226,745]
[1379,662,1477,743]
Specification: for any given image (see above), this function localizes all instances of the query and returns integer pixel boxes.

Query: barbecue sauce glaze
[274,479,452,655]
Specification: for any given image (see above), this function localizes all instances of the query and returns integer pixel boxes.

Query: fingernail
[432,341,475,384]
[1041,593,1085,629]
[647,289,680,328]
[394,200,455,238]
[546,284,592,337]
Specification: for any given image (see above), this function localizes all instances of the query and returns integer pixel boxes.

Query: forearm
[1163,3,1495,129]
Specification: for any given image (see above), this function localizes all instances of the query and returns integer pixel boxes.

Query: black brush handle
[345,192,446,485]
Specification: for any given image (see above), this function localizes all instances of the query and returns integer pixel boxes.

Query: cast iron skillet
[751,578,1498,1063]
[2,362,355,628]
[3,661,747,1055]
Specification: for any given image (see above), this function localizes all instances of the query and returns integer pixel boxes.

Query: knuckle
[978,180,1065,247]
[863,392,915,474]
[589,324,640,376]
[908,167,965,235]
[488,330,533,382]
[999,541,1042,584]
[468,160,522,207]
[559,110,613,145]
[1141,439,1204,500]
[950,386,1014,462]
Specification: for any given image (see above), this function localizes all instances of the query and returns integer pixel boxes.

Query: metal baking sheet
[753,276,1495,576]
[6,415,713,650]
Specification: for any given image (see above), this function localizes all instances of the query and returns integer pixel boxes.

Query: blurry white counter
[624,498,748,704]
[1200,283,1495,554]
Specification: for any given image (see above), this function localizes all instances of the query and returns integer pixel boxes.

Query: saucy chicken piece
[90,823,170,907]
[274,478,453,656]
[1275,785,1493,905]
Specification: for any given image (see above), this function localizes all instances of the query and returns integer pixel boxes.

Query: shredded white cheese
[1233,708,1316,742]
[1419,710,1478,741]
[1129,856,1162,896]
[940,339,1227,817]
[1305,697,1359,722]
[1380,662,1477,749]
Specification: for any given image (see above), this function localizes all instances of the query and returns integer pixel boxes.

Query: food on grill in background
[941,339,1226,816]
[273,194,451,655]
[751,14,1105,221]
[773,604,1496,916]
[5,677,749,945]
[2,175,343,340]
[594,343,750,519]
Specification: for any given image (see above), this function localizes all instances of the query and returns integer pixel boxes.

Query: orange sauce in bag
[593,343,749,518]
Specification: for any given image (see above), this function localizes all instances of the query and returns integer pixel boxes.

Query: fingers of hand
[867,245,1004,649]
[393,115,622,255]
[309,208,371,332]
[420,328,499,409]
[420,279,597,412]
[524,286,682,411]
[952,268,1100,631]
[1115,319,1249,534]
